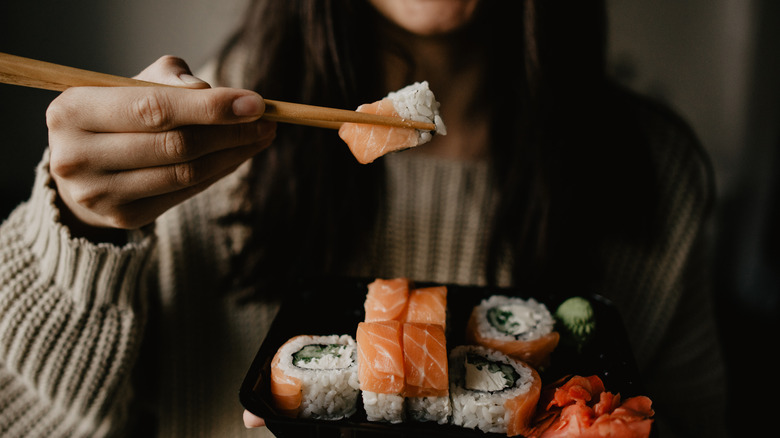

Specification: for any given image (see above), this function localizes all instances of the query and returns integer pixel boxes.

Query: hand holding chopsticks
[33,54,290,235]
[0,52,436,131]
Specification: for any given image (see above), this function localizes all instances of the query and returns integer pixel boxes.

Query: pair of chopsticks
[0,52,436,131]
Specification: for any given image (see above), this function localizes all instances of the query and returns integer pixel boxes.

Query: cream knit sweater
[0,100,727,437]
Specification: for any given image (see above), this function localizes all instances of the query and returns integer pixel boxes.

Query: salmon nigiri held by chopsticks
[339,81,447,164]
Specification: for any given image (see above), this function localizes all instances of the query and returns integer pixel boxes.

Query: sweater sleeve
[595,100,728,438]
[646,234,728,438]
[632,111,727,438]
[0,150,155,437]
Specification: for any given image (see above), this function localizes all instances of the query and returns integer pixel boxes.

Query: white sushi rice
[387,81,447,144]
[362,392,405,423]
[406,395,452,424]
[472,295,556,341]
[275,334,360,420]
[448,345,537,435]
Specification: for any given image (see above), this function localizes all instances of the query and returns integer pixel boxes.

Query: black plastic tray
[239,277,645,437]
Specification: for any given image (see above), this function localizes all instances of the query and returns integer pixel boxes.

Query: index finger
[53,85,265,133]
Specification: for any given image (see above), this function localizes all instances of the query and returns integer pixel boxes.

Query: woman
[0,0,727,437]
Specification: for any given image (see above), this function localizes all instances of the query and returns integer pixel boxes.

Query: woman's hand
[46,55,276,239]
[243,409,265,428]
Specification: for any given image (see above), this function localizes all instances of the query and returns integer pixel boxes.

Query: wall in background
[606,1,779,312]
[1,1,777,435]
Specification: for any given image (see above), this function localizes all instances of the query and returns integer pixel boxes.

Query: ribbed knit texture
[0,156,154,437]
[348,152,510,287]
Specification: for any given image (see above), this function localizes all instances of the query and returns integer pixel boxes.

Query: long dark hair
[216,0,659,297]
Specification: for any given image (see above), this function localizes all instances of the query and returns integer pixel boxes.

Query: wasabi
[555,297,595,351]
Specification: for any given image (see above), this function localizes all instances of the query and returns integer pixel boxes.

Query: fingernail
[233,94,264,117]
[177,73,208,86]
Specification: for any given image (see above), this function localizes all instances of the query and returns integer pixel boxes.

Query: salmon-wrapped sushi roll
[449,345,541,437]
[364,278,411,322]
[403,322,451,424]
[404,286,448,330]
[270,335,359,420]
[466,295,560,367]
[357,320,406,423]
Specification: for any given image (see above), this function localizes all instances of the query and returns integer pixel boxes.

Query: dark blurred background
[1,1,777,436]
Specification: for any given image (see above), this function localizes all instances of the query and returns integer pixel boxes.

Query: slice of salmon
[465,308,560,368]
[338,98,420,164]
[404,286,448,329]
[269,337,304,417]
[356,320,405,394]
[505,366,542,437]
[364,278,411,322]
[402,322,448,397]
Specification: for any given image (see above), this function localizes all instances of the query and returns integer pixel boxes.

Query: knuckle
[199,93,224,122]
[103,208,140,230]
[48,148,84,179]
[132,92,172,131]
[171,161,198,187]
[157,54,187,69]
[69,185,105,211]
[45,97,74,131]
[158,129,190,161]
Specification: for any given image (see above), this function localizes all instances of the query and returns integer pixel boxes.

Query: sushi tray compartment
[240,277,645,437]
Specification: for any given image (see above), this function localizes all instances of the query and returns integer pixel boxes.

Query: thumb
[134,55,211,89]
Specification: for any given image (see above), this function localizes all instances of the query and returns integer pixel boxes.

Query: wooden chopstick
[0,52,437,131]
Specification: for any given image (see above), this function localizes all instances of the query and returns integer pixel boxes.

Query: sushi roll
[339,81,447,164]
[402,322,451,424]
[466,295,560,367]
[270,335,360,420]
[364,277,411,322]
[404,286,448,330]
[449,345,541,437]
[356,320,406,423]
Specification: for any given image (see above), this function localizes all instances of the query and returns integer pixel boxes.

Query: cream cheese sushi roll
[270,334,360,420]
[466,295,560,367]
[449,345,541,437]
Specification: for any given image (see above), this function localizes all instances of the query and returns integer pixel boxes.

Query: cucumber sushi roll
[449,346,541,436]
[270,334,360,420]
[466,295,560,367]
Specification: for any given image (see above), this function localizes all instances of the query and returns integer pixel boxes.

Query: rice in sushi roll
[449,345,541,437]
[466,295,560,367]
[270,334,360,420]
